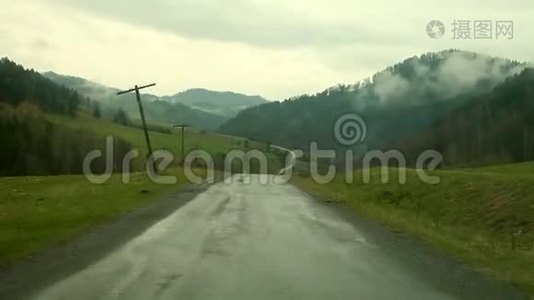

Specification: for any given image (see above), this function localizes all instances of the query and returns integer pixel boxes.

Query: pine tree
[113,108,128,125]
[92,102,101,119]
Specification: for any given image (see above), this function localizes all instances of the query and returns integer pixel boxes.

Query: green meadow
[0,171,186,267]
[294,163,534,294]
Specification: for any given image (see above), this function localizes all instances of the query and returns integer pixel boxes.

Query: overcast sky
[1,0,533,100]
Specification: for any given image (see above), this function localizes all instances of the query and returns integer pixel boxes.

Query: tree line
[0,58,85,115]
[220,51,531,168]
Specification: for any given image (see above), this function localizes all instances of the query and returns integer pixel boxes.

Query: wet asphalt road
[30,175,526,300]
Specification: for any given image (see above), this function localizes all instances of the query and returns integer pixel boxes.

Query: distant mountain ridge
[44,72,267,116]
[162,88,268,117]
[42,73,222,129]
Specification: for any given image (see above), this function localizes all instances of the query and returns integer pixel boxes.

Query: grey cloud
[40,0,409,48]
[31,38,53,51]
[371,51,528,104]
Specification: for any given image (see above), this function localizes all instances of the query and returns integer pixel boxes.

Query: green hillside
[46,113,243,159]
[46,112,283,172]
[294,162,534,294]
[0,58,85,115]
[391,68,534,166]
[221,50,527,153]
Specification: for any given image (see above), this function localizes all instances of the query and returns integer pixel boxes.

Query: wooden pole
[173,124,192,166]
[134,86,154,160]
[117,83,156,171]
[181,126,185,166]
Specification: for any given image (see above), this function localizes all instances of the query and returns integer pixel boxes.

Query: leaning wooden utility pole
[117,83,156,167]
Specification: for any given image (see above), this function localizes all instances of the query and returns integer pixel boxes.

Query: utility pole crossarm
[116,83,156,95]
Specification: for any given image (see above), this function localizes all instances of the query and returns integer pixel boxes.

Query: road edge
[0,182,212,300]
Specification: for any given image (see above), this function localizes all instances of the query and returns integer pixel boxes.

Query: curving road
[30,175,525,300]
[269,145,296,175]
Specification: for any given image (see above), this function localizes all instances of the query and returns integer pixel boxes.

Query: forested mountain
[43,72,255,129]
[0,103,132,176]
[391,68,534,166]
[0,59,132,176]
[43,71,124,103]
[0,59,86,115]
[162,88,268,117]
[220,50,528,156]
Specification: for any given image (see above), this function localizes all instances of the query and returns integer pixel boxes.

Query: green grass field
[46,113,283,172]
[293,163,534,295]
[47,113,246,156]
[0,171,188,267]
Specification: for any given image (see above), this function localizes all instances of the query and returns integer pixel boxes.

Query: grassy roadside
[46,113,284,172]
[0,111,221,268]
[293,163,534,295]
[0,111,284,269]
[0,170,190,268]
